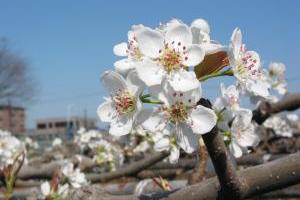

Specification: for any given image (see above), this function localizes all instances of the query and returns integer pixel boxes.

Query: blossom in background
[134,20,204,92]
[229,109,260,157]
[229,28,270,99]
[267,62,288,95]
[264,115,293,137]
[61,162,87,188]
[97,70,144,136]
[90,139,124,171]
[41,181,69,200]
[153,129,181,164]
[52,138,63,147]
[0,131,25,170]
[140,81,217,154]
[219,83,240,110]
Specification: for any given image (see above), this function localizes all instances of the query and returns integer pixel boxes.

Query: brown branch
[253,93,300,124]
[86,151,169,182]
[167,152,300,200]
[198,98,244,199]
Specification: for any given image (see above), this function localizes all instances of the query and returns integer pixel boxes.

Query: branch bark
[86,151,169,182]
[253,93,300,124]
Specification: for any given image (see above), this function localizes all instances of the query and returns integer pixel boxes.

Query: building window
[55,121,67,128]
[37,123,46,129]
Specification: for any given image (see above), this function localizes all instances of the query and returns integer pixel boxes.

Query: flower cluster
[97,18,291,162]
[74,128,124,171]
[0,130,25,170]
[40,161,87,199]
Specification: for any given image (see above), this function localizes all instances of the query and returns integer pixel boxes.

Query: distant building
[0,105,26,134]
[35,116,96,136]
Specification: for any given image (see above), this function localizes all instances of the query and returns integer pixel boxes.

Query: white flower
[0,132,25,170]
[190,18,226,55]
[229,28,270,99]
[229,109,260,157]
[40,181,69,199]
[61,162,87,188]
[134,22,204,92]
[153,129,180,164]
[52,138,62,147]
[286,113,299,122]
[97,70,144,136]
[41,182,51,197]
[139,81,217,154]
[113,25,144,76]
[263,115,293,137]
[220,83,240,110]
[268,62,287,95]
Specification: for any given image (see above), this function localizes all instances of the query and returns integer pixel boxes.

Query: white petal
[154,137,170,152]
[176,123,199,153]
[191,18,210,34]
[149,84,170,105]
[182,45,205,66]
[97,100,115,123]
[169,147,180,164]
[136,59,165,86]
[114,59,136,76]
[168,69,199,92]
[101,71,127,93]
[201,43,227,55]
[230,28,242,58]
[126,70,144,96]
[113,42,128,56]
[41,182,51,196]
[163,80,201,106]
[233,108,252,127]
[237,125,260,147]
[190,105,217,134]
[136,27,164,58]
[109,115,133,136]
[140,109,167,132]
[165,23,192,46]
[229,141,243,158]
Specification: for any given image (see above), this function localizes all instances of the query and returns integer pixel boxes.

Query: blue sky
[0,0,299,128]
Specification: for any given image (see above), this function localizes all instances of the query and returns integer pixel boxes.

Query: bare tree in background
[0,38,36,105]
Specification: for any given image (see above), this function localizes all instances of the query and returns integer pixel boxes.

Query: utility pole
[7,99,12,132]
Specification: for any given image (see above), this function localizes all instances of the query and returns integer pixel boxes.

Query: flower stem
[140,94,163,104]
[198,69,233,82]
[140,94,151,99]
[141,98,163,105]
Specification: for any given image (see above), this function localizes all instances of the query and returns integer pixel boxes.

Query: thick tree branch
[86,151,169,182]
[167,152,300,200]
[253,93,300,124]
[198,98,244,199]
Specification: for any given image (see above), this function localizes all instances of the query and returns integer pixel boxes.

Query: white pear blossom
[0,131,25,170]
[263,115,293,137]
[91,139,124,171]
[113,25,145,76]
[190,18,226,55]
[97,70,144,136]
[134,22,204,92]
[61,162,87,188]
[140,81,217,154]
[52,138,63,147]
[267,62,287,95]
[219,83,240,110]
[229,28,270,99]
[153,129,180,164]
[229,109,260,157]
[40,181,69,200]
